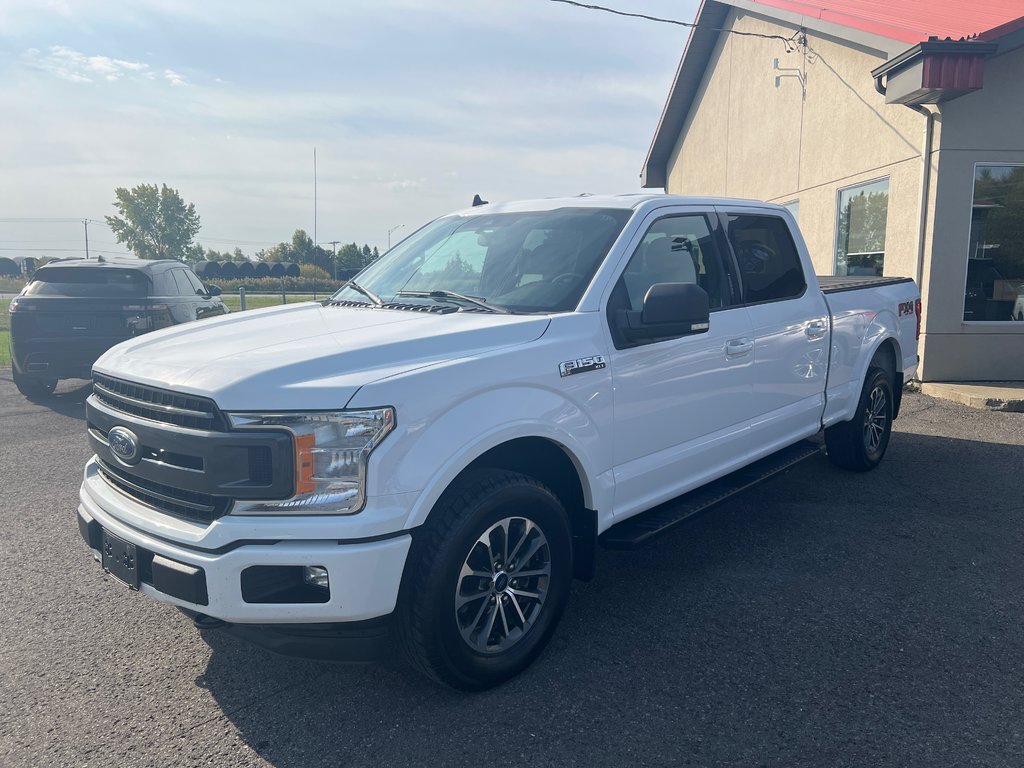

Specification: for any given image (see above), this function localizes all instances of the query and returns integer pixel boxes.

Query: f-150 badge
[559,355,606,377]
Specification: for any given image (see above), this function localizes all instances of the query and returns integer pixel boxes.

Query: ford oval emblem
[108,426,141,465]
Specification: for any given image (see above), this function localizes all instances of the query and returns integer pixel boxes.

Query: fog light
[303,565,329,589]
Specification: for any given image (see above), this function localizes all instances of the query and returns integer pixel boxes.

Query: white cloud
[164,68,186,86]
[23,46,148,83]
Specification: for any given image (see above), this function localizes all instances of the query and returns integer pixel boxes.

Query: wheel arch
[411,436,599,581]
[869,336,903,419]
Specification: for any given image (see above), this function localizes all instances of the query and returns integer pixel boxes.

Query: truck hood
[93,302,550,410]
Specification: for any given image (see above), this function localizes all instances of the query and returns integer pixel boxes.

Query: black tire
[397,469,573,691]
[825,367,893,472]
[13,369,57,399]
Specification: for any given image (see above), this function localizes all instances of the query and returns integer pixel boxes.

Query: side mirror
[617,282,710,344]
[206,284,222,297]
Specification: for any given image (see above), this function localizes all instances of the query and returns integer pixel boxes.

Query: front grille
[98,460,230,525]
[92,373,225,431]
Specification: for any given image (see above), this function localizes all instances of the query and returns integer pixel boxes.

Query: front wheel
[825,367,893,471]
[397,469,573,690]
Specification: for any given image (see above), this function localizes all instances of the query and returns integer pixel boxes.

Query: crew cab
[77,195,920,690]
[9,257,226,398]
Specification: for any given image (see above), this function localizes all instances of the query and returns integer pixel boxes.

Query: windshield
[331,207,632,313]
[24,267,150,298]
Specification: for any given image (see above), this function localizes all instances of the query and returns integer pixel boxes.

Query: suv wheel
[398,469,572,690]
[13,369,58,399]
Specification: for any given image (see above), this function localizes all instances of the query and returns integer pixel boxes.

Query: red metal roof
[744,0,1024,44]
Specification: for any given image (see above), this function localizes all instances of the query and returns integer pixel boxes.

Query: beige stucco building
[642,0,1024,381]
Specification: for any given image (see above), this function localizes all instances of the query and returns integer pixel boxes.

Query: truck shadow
[196,429,1024,767]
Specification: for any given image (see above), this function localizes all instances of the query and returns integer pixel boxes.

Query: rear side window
[726,214,806,304]
[24,267,150,298]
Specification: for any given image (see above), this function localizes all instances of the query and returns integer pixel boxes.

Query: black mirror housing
[616,282,710,345]
[207,284,222,297]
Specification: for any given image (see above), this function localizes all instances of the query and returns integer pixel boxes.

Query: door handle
[726,338,753,356]
[805,320,827,340]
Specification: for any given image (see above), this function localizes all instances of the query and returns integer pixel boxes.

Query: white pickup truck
[78,194,921,689]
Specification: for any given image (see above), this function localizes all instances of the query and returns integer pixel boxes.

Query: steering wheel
[551,272,583,286]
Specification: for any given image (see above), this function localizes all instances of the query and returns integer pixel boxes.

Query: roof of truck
[453,193,781,215]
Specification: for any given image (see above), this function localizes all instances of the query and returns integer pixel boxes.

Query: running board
[600,440,824,550]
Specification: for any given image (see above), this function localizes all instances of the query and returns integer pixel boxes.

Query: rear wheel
[825,367,893,471]
[13,368,57,399]
[398,469,572,691]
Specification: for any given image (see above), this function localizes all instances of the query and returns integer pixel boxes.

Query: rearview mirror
[206,284,222,297]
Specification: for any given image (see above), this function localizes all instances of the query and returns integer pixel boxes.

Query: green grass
[0,330,9,367]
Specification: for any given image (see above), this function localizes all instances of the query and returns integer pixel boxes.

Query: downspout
[874,74,934,291]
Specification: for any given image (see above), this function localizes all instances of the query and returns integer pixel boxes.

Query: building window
[965,164,1024,322]
[834,179,889,276]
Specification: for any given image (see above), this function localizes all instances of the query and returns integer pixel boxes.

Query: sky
[0,0,699,259]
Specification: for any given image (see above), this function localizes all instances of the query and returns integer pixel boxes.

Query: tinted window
[171,269,195,295]
[726,215,806,303]
[24,267,149,297]
[184,269,206,295]
[616,214,734,311]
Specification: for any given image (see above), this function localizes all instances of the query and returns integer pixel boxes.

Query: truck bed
[818,276,914,294]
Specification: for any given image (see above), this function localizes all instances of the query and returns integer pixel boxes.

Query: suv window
[615,213,734,311]
[184,269,206,295]
[170,269,195,296]
[726,214,806,304]
[24,267,150,297]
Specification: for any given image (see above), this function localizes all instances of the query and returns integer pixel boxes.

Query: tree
[105,183,202,260]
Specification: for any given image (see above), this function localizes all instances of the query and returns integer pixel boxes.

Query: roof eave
[640,0,903,190]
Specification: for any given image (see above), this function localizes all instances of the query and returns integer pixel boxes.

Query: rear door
[718,208,830,449]
[604,206,757,520]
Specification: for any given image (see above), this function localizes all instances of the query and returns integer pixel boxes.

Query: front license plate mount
[101,529,140,590]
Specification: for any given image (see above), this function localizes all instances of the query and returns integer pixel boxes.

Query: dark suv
[8,258,227,398]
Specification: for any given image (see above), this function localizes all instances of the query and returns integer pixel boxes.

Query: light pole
[328,240,340,280]
[387,224,404,251]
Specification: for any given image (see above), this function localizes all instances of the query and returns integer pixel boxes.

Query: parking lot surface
[1,373,1023,767]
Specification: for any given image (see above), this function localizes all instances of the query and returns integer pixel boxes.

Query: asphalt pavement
[1,374,1023,767]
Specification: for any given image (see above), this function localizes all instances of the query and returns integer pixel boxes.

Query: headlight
[227,408,395,515]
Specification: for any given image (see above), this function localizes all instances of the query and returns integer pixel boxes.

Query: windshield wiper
[396,290,510,314]
[334,279,383,307]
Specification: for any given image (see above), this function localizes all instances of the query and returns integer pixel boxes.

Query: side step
[600,440,824,550]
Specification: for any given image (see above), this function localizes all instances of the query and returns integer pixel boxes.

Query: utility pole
[313,147,317,250]
[328,240,340,280]
[83,219,90,259]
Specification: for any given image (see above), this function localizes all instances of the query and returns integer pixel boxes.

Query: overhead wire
[547,0,802,49]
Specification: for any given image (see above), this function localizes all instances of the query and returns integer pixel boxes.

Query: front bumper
[78,478,412,625]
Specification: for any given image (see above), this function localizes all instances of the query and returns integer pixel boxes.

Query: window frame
[718,210,808,307]
[962,161,1024,326]
[604,209,741,349]
[833,176,890,277]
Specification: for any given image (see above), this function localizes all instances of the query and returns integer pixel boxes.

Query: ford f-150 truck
[78,194,921,690]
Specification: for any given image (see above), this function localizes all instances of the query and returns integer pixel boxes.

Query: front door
[604,208,755,521]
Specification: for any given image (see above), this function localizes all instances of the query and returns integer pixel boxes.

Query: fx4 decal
[898,300,916,317]
[559,355,606,378]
